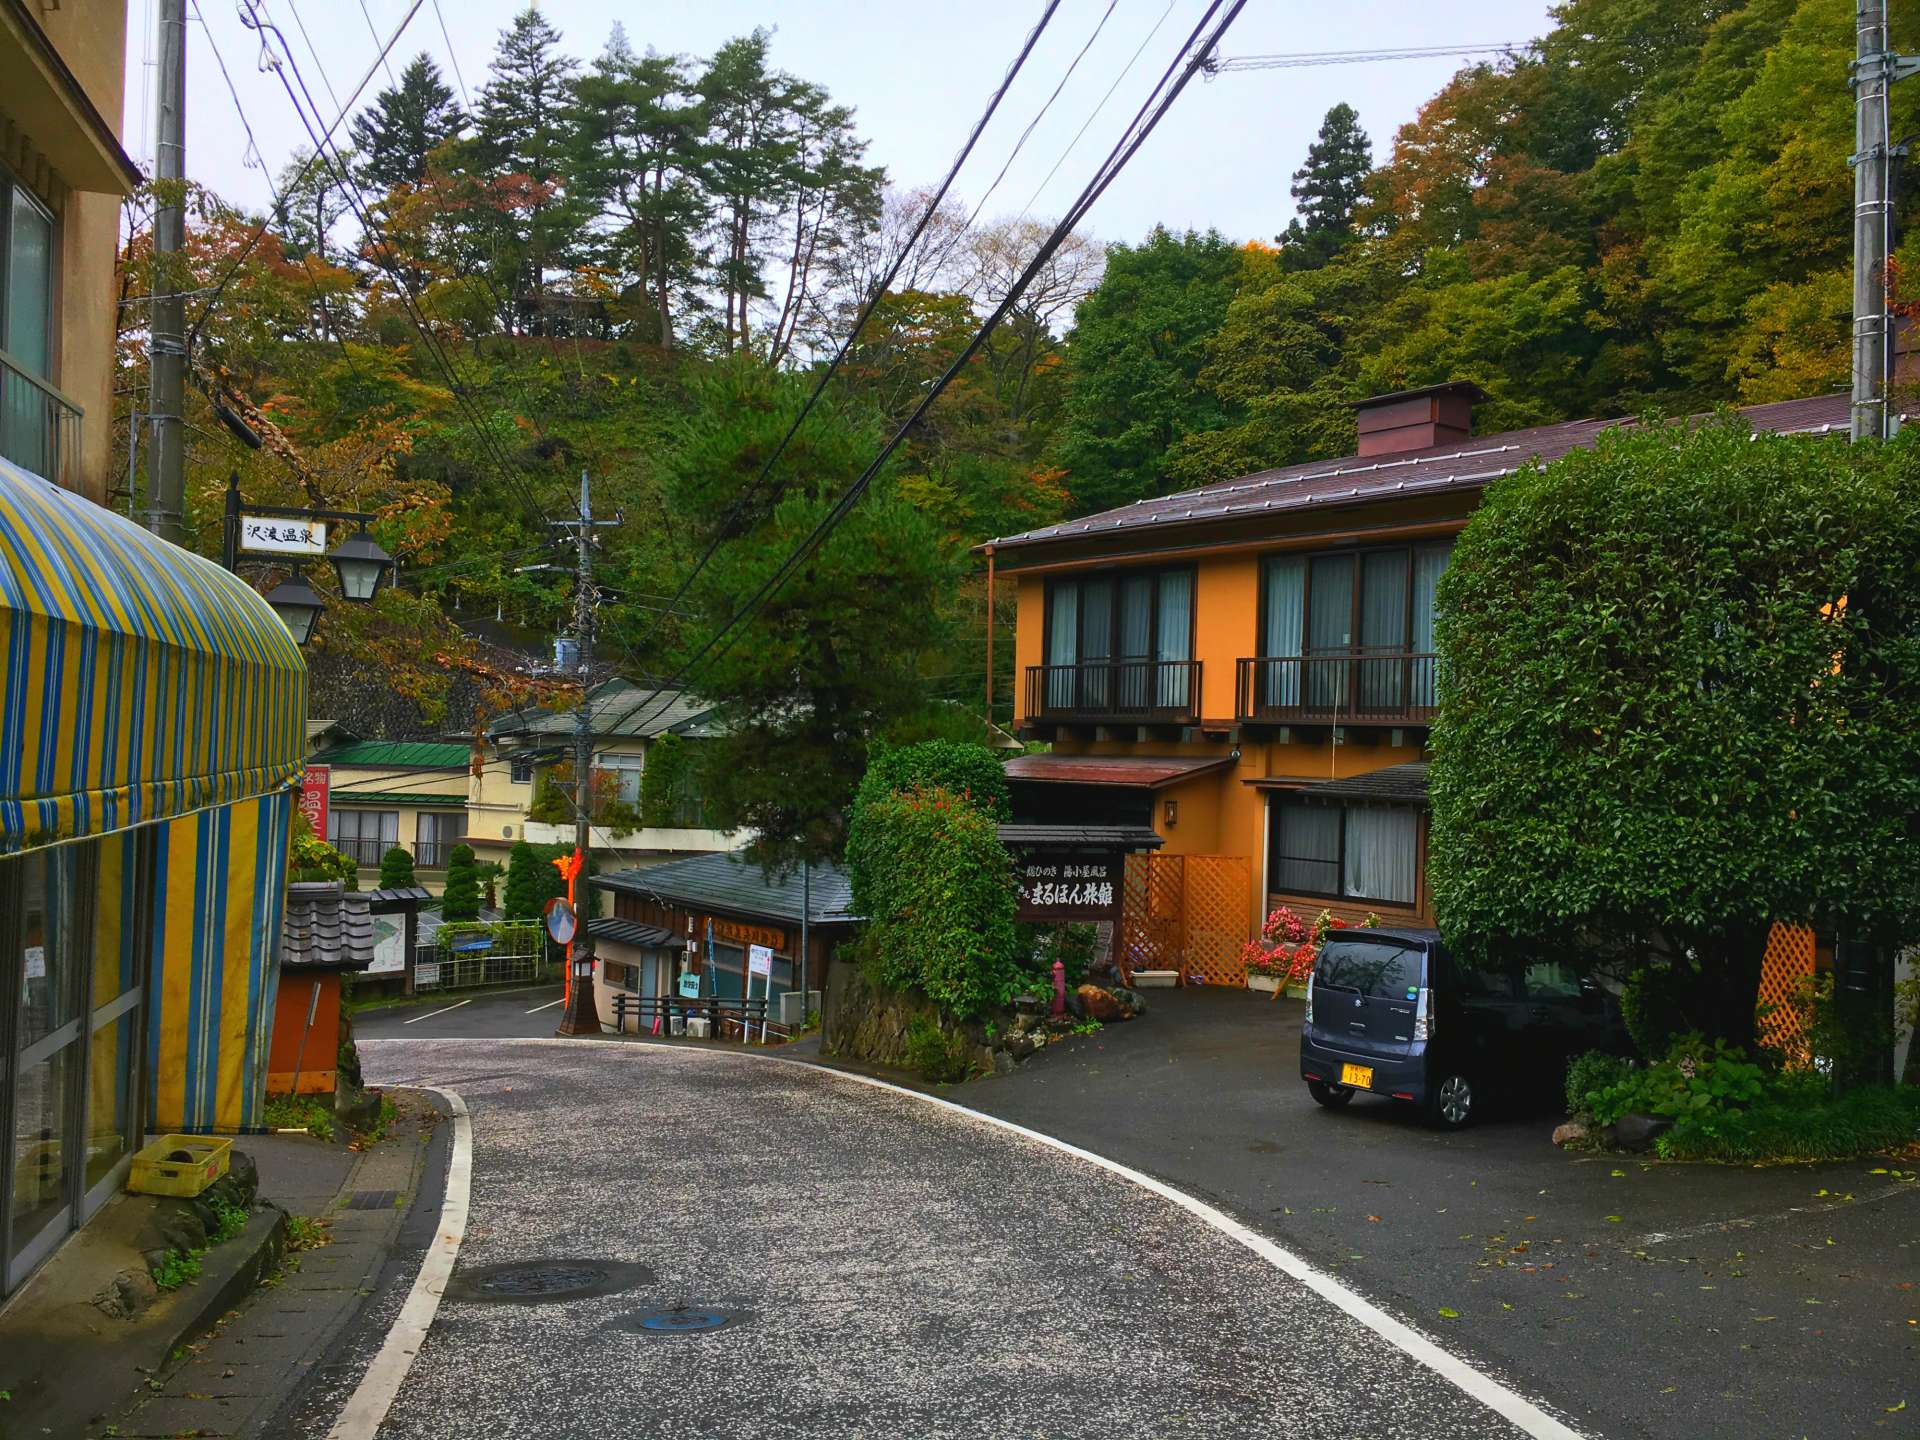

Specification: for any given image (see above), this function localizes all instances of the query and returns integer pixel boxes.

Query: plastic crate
[129,1134,232,1198]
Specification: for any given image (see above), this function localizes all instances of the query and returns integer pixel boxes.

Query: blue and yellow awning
[0,457,307,851]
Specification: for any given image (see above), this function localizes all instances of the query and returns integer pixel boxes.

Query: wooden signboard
[1012,849,1123,923]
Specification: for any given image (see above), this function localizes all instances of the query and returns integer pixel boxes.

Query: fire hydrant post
[1051,957,1066,1017]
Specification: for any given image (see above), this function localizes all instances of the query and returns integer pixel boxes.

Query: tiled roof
[281,882,375,971]
[488,679,719,741]
[589,917,677,950]
[988,392,1873,555]
[595,850,859,926]
[997,823,1163,851]
[1004,754,1235,788]
[312,739,471,770]
[330,790,467,810]
[1252,762,1430,804]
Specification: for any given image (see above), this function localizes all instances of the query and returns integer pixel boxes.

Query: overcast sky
[128,0,1554,251]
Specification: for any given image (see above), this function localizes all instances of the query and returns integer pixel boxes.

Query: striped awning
[0,458,307,851]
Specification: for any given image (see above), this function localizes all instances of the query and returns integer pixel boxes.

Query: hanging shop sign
[714,918,786,952]
[298,765,330,840]
[239,516,328,556]
[1012,849,1124,923]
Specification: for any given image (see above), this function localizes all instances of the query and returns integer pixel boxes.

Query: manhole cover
[343,1189,399,1210]
[447,1259,653,1304]
[619,1307,751,1336]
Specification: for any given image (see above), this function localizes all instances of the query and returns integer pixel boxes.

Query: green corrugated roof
[328,791,467,809]
[312,740,470,770]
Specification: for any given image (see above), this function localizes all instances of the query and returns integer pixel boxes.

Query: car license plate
[1340,1063,1373,1089]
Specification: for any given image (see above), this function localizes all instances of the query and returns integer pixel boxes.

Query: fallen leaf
[1753,1315,1777,1322]
[1367,1214,1381,1223]
[1888,1401,1907,1414]
[1438,1307,1460,1319]
[1606,1215,1623,1223]
[1611,1169,1627,1178]
[1501,1303,1513,1311]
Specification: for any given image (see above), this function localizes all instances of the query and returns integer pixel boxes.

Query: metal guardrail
[0,348,82,492]
[1024,659,1202,724]
[1236,652,1440,725]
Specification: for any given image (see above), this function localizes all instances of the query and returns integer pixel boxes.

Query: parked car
[1298,927,1629,1128]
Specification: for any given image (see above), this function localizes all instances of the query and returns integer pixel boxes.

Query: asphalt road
[345,985,1920,1439]
[313,1024,1572,1440]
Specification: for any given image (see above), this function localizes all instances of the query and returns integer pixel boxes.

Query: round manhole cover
[448,1259,653,1305]
[619,1307,751,1336]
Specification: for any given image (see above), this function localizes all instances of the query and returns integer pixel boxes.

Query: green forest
[116,0,1919,863]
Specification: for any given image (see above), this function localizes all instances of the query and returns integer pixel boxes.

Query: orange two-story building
[984,384,1860,982]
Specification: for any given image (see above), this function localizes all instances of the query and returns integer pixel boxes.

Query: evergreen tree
[440,845,481,921]
[1277,103,1372,272]
[378,846,417,889]
[474,6,582,332]
[349,53,466,192]
[568,26,710,346]
[502,839,544,920]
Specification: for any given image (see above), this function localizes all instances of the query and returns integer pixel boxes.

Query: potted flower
[1243,907,1311,993]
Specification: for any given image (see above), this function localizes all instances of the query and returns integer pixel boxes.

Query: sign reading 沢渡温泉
[239,516,328,556]
[1012,850,1123,923]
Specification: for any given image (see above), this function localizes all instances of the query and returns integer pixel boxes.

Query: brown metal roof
[986,392,1869,556]
[1249,763,1430,804]
[1004,754,1234,788]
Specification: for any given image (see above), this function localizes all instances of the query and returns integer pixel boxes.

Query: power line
[594,0,1071,682]
[185,0,424,348]
[279,0,343,115]
[430,0,471,109]
[602,0,1247,740]
[1019,0,1176,216]
[353,0,397,85]
[1204,42,1520,75]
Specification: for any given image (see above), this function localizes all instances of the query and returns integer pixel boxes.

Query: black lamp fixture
[264,569,325,646]
[330,527,394,602]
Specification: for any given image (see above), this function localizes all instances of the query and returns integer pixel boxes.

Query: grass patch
[903,1014,977,1084]
[208,1196,250,1244]
[1657,1084,1920,1164]
[264,1093,336,1143]
[359,1095,400,1145]
[152,1249,202,1291]
[285,1215,332,1251]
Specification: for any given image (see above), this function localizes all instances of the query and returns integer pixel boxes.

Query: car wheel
[1308,1080,1354,1109]
[1428,1072,1475,1129]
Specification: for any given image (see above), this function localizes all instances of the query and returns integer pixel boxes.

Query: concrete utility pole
[146,0,188,541]
[1851,1,1918,442]
[557,470,602,1037]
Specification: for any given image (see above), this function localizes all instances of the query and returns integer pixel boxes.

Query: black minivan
[1298,927,1628,1128]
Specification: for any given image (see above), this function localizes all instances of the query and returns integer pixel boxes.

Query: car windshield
[1315,940,1425,999]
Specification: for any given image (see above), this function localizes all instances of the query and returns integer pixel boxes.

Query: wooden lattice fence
[1119,854,1252,984]
[1757,922,1820,1062]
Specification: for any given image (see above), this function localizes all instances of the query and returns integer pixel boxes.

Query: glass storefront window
[9,1046,72,1269]
[86,1013,137,1193]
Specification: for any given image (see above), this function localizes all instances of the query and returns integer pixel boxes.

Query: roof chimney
[1351,382,1489,458]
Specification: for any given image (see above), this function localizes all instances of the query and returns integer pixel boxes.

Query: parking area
[960,987,1920,1440]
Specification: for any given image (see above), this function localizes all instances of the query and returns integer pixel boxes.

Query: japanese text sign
[240,515,328,556]
[1012,850,1123,923]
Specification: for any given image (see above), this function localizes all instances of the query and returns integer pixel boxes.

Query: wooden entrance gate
[1119,853,1252,985]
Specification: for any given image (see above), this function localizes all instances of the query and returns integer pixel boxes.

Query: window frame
[0,164,57,382]
[1267,797,1422,908]
[508,755,535,785]
[1257,540,1453,660]
[1042,564,1198,672]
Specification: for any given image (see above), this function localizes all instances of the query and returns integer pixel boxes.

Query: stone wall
[823,956,995,1073]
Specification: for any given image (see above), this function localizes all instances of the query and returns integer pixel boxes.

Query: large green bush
[378,846,417,889]
[844,785,1019,1020]
[852,740,1011,823]
[1431,421,1920,1049]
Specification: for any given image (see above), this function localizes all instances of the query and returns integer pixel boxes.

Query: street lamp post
[219,471,394,643]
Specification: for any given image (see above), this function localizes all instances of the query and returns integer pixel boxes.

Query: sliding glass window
[1042,567,1195,713]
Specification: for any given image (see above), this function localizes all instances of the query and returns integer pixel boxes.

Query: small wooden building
[271,882,375,1095]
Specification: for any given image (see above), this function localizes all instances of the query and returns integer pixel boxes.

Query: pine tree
[474,6,581,332]
[1277,103,1372,272]
[378,846,417,889]
[349,53,466,192]
[441,845,481,921]
[502,840,543,920]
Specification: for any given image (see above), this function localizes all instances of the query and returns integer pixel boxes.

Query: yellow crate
[128,1134,231,1198]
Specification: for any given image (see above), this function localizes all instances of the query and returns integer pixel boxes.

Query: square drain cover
[343,1190,399,1210]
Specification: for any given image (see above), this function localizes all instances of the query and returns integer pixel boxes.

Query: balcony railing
[0,348,83,491]
[1236,652,1440,726]
[1024,659,1202,725]
[414,840,453,869]
[334,836,391,867]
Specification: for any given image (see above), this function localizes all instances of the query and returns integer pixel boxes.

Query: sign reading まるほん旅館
[1013,850,1123,923]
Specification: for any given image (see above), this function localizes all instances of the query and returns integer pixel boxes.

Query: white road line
[401,998,471,1025]
[357,1037,1586,1440]
[523,997,563,1014]
[325,1085,471,1440]
[1634,1178,1920,1247]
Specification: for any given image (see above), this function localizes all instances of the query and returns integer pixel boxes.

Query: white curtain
[1412,541,1453,707]
[1046,581,1077,708]
[1119,574,1153,710]
[1273,802,1341,895]
[1262,557,1305,708]
[1343,806,1417,905]
[1155,571,1192,708]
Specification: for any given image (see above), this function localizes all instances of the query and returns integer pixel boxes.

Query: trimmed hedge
[853,740,1011,823]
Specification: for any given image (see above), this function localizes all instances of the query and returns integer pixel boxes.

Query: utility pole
[556,470,602,1037]
[146,0,188,541]
[1851,1,1918,442]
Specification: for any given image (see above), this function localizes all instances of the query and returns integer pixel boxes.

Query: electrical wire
[593,0,1070,683]
[429,0,472,110]
[354,0,397,85]
[599,0,1247,740]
